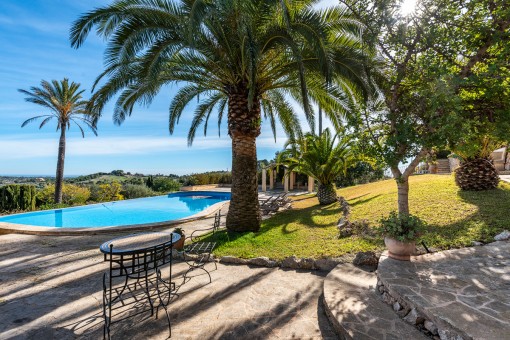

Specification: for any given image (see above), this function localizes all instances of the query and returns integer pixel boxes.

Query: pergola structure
[261,164,315,193]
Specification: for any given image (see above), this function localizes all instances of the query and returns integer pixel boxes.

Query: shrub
[377,211,424,242]
[0,184,37,212]
[37,184,90,206]
[121,184,156,199]
[182,171,232,186]
[181,175,198,186]
[90,182,124,202]
[152,177,180,192]
[126,177,145,185]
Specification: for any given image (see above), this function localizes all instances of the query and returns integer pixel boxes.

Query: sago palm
[19,79,97,203]
[70,0,368,231]
[278,128,354,205]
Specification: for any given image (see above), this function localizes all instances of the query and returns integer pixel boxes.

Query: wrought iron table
[99,232,181,339]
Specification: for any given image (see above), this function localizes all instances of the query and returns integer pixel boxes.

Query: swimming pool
[0,191,230,229]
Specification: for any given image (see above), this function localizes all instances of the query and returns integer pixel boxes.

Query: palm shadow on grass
[202,199,384,259]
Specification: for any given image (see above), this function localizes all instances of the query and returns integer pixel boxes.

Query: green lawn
[209,175,510,260]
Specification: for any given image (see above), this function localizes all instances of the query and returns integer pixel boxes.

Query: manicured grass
[210,195,380,260]
[209,175,510,259]
[339,174,510,248]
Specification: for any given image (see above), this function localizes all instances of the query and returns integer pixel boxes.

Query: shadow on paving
[0,233,335,339]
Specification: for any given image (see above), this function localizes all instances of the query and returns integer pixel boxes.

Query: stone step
[377,242,510,340]
[323,263,428,339]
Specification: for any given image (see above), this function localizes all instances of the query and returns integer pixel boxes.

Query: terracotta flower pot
[384,237,415,261]
[428,163,438,174]
[173,234,185,250]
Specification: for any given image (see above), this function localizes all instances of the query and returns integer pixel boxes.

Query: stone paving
[377,241,510,340]
[500,175,510,183]
[0,216,336,339]
[323,263,427,339]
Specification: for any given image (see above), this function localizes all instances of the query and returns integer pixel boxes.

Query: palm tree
[70,0,367,231]
[453,136,503,191]
[278,128,354,205]
[19,79,97,203]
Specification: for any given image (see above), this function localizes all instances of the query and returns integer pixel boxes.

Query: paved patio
[0,216,336,339]
[377,241,510,339]
[500,175,510,183]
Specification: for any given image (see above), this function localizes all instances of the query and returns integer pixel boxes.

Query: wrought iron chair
[182,211,221,283]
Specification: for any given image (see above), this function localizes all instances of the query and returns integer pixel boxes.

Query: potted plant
[428,162,438,174]
[377,211,424,261]
[172,227,185,250]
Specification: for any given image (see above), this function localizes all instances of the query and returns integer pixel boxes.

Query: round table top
[99,232,181,255]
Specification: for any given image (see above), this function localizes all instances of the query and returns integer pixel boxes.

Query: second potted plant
[172,227,185,250]
[378,211,424,261]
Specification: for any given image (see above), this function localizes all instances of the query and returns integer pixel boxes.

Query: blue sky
[1,0,335,176]
[1,0,421,176]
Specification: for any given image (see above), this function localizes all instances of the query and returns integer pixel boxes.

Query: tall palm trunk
[54,127,66,203]
[226,88,261,232]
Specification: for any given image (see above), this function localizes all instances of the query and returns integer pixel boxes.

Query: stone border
[0,200,229,236]
[376,272,438,339]
[213,252,379,272]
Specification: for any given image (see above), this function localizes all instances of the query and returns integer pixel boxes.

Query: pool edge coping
[0,201,229,236]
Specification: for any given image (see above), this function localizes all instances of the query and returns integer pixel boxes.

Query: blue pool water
[0,191,230,228]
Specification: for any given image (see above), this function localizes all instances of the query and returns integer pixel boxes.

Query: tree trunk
[54,127,66,204]
[225,88,261,232]
[390,149,429,217]
[396,178,409,216]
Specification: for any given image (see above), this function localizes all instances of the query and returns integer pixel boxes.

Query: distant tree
[152,177,180,193]
[110,170,126,176]
[278,128,354,205]
[19,79,97,204]
[145,175,154,189]
[257,160,270,172]
[335,161,385,188]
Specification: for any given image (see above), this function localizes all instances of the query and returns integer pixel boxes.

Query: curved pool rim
[0,191,230,236]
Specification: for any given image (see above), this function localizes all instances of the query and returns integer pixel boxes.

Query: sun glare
[400,0,417,16]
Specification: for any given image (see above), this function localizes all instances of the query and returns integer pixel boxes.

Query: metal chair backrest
[212,210,221,235]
